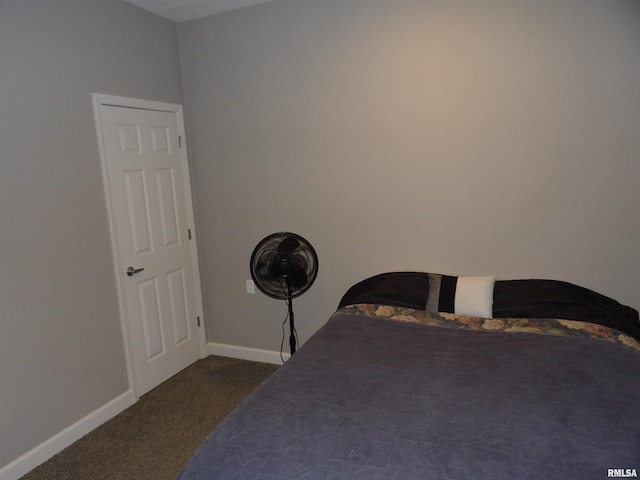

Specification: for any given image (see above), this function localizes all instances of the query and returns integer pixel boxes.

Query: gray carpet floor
[19,356,280,480]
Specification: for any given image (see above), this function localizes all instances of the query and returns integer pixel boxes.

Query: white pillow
[454,276,495,318]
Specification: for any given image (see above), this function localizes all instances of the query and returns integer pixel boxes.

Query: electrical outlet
[246,279,255,294]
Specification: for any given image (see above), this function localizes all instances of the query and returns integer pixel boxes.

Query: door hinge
[197,316,201,327]
[188,228,192,240]
[178,135,183,147]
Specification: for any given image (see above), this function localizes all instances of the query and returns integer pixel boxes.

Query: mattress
[178,300,640,479]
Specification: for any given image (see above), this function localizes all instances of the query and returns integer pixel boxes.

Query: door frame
[92,93,206,399]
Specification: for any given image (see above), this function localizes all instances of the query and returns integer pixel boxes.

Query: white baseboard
[0,390,135,480]
[207,342,289,365]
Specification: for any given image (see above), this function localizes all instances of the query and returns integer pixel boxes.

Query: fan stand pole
[287,284,296,355]
[288,299,296,355]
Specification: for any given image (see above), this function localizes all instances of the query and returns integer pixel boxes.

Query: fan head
[250,232,318,299]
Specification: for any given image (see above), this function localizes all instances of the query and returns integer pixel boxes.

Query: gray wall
[179,0,640,351]
[0,0,183,468]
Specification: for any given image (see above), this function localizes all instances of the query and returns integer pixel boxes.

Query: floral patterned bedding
[343,303,640,354]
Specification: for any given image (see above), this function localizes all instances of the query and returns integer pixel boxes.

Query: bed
[178,272,640,479]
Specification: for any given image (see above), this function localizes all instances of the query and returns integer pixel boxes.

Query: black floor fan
[250,233,318,355]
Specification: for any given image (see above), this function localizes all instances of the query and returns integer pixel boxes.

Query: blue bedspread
[178,307,640,479]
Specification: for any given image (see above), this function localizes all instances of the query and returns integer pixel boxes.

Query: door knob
[126,266,145,277]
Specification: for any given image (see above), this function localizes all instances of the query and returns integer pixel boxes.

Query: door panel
[96,99,203,396]
[138,277,164,360]
[167,268,190,344]
[156,168,180,247]
[124,170,153,255]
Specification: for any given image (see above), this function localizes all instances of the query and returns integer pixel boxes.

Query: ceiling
[123,0,278,22]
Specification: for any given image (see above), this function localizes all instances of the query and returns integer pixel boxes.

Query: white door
[93,94,205,396]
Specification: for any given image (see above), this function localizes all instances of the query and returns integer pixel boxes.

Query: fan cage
[250,232,318,300]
